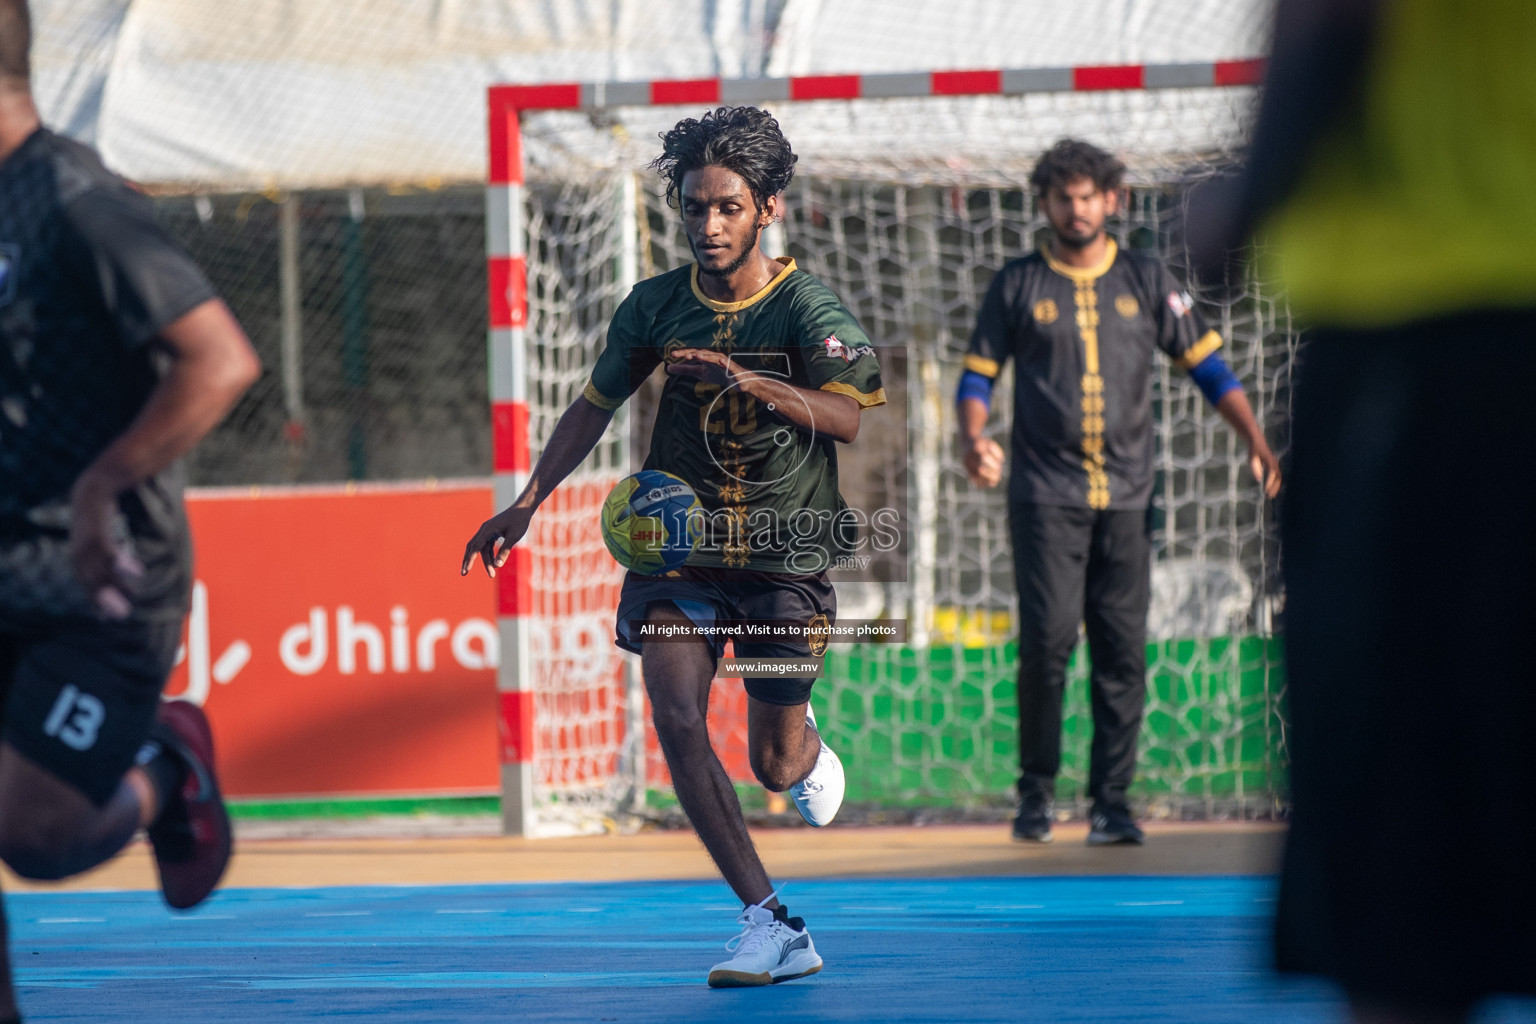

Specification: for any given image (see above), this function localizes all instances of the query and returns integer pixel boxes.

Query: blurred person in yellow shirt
[1192,1,1536,1022]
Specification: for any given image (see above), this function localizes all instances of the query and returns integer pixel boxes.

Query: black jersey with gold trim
[965,239,1220,510]
[586,258,885,573]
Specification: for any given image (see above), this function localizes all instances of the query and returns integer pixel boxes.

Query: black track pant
[1009,501,1150,810]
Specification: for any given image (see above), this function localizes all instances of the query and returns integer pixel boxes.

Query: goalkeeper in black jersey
[957,139,1281,847]
[462,106,884,988]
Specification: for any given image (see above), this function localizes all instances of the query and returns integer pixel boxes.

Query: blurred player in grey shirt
[0,3,260,1020]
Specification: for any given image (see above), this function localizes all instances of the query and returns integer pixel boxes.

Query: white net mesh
[29,0,1289,822]
[519,177,640,831]
[520,88,1296,824]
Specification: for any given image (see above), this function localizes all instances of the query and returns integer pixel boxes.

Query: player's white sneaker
[707,892,823,988]
[788,706,844,827]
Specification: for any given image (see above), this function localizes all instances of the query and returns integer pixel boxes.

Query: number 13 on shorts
[43,683,106,751]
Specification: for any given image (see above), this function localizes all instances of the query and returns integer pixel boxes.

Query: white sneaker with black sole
[788,706,844,827]
[707,892,823,988]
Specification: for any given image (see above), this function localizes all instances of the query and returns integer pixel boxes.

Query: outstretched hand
[460,505,534,578]
[665,348,740,387]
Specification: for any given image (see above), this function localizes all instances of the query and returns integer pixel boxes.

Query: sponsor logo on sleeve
[820,335,875,363]
[1167,290,1194,318]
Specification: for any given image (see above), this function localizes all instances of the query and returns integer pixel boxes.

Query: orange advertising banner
[171,482,501,799]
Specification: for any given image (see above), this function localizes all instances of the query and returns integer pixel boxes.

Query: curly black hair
[1029,138,1126,197]
[651,106,798,211]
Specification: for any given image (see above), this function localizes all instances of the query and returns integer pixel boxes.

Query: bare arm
[1214,388,1282,498]
[1241,0,1379,231]
[666,347,862,443]
[958,396,1004,488]
[1188,0,1381,275]
[72,299,261,615]
[460,395,614,577]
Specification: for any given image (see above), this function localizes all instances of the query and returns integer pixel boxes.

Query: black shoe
[1086,804,1145,846]
[1011,793,1054,843]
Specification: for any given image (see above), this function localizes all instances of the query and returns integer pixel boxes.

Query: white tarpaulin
[770,0,1266,73]
[29,0,1270,189]
[32,0,776,187]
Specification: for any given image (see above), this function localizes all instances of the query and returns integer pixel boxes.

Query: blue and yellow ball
[600,470,703,574]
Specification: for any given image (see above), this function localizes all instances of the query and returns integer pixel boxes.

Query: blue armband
[956,369,995,409]
[1187,352,1241,406]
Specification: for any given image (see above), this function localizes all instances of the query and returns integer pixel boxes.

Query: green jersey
[584,258,885,574]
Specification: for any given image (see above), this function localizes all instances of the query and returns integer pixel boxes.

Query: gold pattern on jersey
[712,312,738,352]
[819,381,888,409]
[1115,293,1139,319]
[1073,277,1111,510]
[713,363,752,570]
[963,354,1000,377]
[1033,298,1059,324]
[1043,238,1117,283]
[582,379,622,411]
[697,309,752,565]
[689,257,798,312]
[719,494,752,568]
[1175,329,1223,369]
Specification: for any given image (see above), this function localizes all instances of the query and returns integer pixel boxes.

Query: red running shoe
[146,700,232,910]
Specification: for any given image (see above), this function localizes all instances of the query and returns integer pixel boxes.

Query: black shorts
[0,615,182,806]
[1276,308,1536,1005]
[615,566,836,706]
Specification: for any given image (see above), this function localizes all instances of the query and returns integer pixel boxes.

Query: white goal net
[31,0,1288,831]
[507,59,1295,832]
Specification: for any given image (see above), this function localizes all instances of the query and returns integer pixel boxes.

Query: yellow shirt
[1263,0,1536,327]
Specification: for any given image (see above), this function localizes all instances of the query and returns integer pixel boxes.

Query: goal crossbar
[484,59,1266,837]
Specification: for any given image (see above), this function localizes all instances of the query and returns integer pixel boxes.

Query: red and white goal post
[486,58,1287,837]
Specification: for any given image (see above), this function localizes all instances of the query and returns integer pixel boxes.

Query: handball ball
[600,470,703,574]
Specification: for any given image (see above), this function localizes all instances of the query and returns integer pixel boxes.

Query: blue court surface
[10,876,1536,1023]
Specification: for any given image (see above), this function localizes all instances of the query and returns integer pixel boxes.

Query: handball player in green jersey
[463,106,885,987]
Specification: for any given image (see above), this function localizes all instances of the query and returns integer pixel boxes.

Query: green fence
[814,636,1287,818]
[231,636,1287,825]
